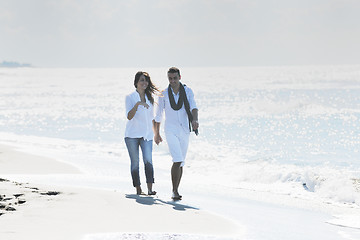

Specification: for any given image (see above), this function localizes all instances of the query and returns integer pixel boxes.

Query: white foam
[82,232,240,240]
[327,215,360,229]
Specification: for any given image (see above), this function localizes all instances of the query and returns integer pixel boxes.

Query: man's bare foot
[171,192,182,200]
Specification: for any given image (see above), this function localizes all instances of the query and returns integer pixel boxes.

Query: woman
[124,71,160,195]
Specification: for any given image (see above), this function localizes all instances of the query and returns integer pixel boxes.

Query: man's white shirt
[154,85,197,135]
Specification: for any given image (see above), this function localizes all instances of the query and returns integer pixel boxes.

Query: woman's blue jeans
[124,137,154,187]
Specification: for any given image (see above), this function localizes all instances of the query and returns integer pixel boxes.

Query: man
[153,67,199,200]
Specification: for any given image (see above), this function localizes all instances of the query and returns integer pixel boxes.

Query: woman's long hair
[134,71,160,105]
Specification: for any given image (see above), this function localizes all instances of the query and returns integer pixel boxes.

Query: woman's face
[136,75,149,91]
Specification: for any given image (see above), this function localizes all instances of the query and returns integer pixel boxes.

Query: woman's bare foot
[147,183,156,195]
[148,190,157,195]
[136,186,144,195]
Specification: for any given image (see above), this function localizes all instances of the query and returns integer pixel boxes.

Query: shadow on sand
[125,194,199,211]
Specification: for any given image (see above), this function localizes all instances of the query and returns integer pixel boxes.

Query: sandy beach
[0,144,241,240]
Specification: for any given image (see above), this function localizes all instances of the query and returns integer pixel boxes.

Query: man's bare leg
[171,162,182,199]
[177,166,183,190]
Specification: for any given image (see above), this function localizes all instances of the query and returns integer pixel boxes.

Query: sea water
[0,66,360,209]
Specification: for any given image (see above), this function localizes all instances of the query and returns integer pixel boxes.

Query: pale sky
[1,0,359,67]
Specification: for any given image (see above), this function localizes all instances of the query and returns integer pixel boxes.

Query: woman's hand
[137,101,149,109]
[127,101,149,120]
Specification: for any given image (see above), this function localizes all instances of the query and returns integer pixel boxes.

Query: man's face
[168,72,181,88]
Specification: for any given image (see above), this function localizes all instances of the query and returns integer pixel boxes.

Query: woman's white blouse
[125,91,154,141]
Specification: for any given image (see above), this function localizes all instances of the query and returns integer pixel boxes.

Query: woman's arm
[127,101,140,120]
[127,101,149,120]
[153,95,164,145]
[153,120,163,145]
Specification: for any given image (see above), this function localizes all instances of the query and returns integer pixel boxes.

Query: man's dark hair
[168,67,180,76]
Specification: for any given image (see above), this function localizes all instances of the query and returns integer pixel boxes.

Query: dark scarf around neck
[168,83,198,135]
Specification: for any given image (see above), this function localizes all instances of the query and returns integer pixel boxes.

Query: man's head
[167,67,181,89]
[168,67,180,76]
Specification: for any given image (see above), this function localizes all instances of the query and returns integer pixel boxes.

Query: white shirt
[154,85,197,134]
[125,91,154,141]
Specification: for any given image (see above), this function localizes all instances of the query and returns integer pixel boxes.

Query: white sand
[3,143,360,240]
[0,145,242,240]
[0,145,81,174]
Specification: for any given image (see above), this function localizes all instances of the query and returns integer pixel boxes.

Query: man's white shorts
[165,130,190,167]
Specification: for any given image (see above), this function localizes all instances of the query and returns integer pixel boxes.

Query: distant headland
[0,61,32,68]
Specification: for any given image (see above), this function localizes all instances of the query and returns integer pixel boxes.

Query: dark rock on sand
[13,193,25,198]
[5,206,16,211]
[18,199,26,204]
[2,197,13,201]
[41,191,61,196]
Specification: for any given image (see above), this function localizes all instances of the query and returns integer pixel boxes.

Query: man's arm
[187,87,199,131]
[191,108,199,131]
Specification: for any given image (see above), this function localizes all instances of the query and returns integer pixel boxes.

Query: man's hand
[154,134,163,145]
[192,120,199,131]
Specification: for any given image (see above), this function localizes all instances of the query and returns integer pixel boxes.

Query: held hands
[154,134,163,145]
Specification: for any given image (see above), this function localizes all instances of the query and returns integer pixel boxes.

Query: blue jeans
[124,137,154,187]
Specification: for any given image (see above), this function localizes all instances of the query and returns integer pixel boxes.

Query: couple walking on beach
[124,67,199,200]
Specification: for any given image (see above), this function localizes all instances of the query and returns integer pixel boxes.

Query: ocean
[1,65,360,212]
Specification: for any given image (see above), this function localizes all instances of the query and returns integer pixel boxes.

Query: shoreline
[2,141,360,240]
[0,144,242,240]
[0,144,81,175]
